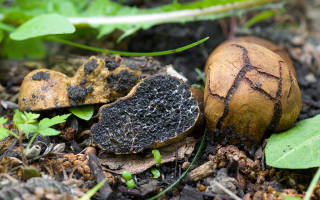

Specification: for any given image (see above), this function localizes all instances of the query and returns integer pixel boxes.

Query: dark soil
[0,0,320,200]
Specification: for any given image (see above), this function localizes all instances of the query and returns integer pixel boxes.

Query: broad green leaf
[151,168,161,179]
[10,13,75,40]
[0,127,9,140]
[69,106,94,121]
[0,117,8,125]
[38,114,71,130]
[1,38,46,59]
[79,180,107,200]
[265,114,320,169]
[39,127,60,136]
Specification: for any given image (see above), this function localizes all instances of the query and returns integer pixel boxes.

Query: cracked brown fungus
[91,75,200,154]
[204,42,301,143]
[18,56,141,111]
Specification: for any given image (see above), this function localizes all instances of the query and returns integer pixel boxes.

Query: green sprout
[152,149,161,167]
[151,168,161,179]
[122,170,132,181]
[0,110,70,165]
[122,170,135,189]
[80,180,107,200]
[126,179,135,189]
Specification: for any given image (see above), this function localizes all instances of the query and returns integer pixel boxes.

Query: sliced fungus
[18,56,163,111]
[91,75,200,154]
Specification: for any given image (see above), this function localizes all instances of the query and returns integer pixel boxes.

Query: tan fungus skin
[204,42,301,143]
[204,36,295,77]
[19,56,141,111]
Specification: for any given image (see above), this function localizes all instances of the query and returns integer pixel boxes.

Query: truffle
[204,42,301,143]
[91,75,200,154]
[18,56,141,111]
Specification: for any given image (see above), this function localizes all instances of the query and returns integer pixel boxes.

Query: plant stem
[148,129,207,200]
[67,0,282,25]
[46,36,209,56]
[18,130,27,166]
[24,133,39,154]
[7,130,20,139]
[304,167,320,200]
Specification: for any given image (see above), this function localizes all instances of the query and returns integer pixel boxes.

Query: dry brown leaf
[98,137,197,174]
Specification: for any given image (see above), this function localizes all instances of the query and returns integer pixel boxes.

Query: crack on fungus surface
[287,66,294,99]
[91,75,199,154]
[208,44,284,133]
[216,44,254,129]
[244,77,276,101]
[266,61,283,132]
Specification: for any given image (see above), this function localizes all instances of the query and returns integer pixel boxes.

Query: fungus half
[18,56,143,111]
[204,42,301,143]
[91,75,200,154]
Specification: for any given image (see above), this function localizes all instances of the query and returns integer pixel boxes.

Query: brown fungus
[91,75,200,154]
[18,56,141,111]
[204,42,301,143]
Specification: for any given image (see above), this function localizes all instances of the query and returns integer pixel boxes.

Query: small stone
[305,73,317,83]
[182,162,190,171]
[197,184,206,192]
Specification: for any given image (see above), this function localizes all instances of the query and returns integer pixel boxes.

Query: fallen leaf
[99,137,197,174]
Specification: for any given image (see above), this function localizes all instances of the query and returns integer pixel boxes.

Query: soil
[1,0,320,200]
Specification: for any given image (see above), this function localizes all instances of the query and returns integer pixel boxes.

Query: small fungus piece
[204,42,301,143]
[91,75,200,154]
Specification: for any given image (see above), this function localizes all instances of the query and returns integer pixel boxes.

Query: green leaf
[38,114,71,131]
[13,110,25,126]
[126,179,135,189]
[17,124,38,138]
[152,149,161,166]
[24,112,40,121]
[282,196,302,200]
[10,13,75,40]
[38,127,60,136]
[79,180,107,200]
[1,38,46,59]
[0,117,8,125]
[122,170,132,181]
[243,10,277,28]
[69,106,94,121]
[0,30,4,43]
[0,127,9,140]
[0,22,15,32]
[151,168,161,179]
[265,114,320,169]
